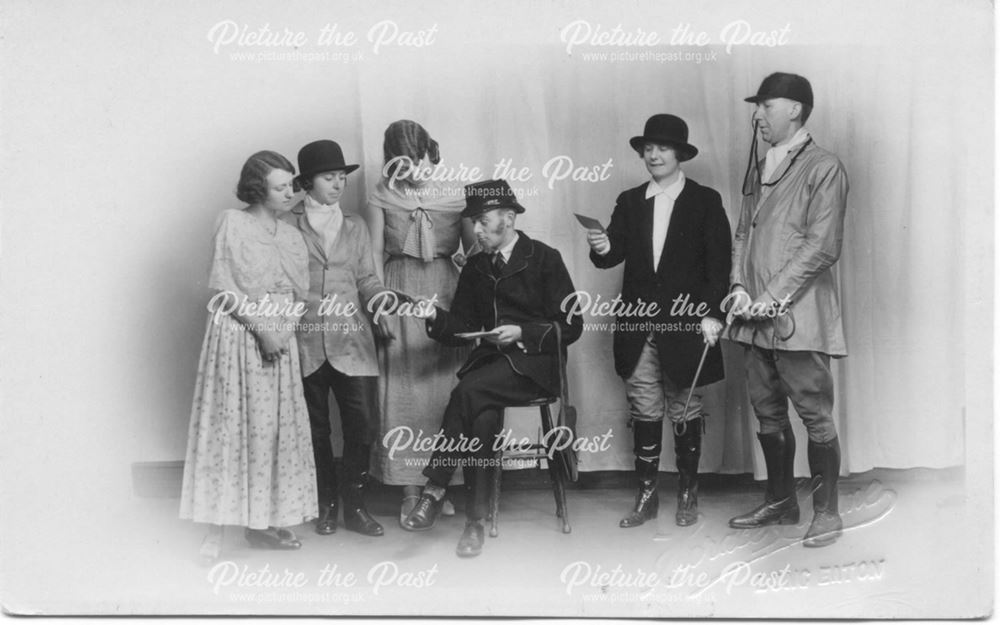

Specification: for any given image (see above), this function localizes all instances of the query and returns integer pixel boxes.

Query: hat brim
[306,163,360,176]
[460,202,526,219]
[629,136,698,162]
[745,94,811,107]
[294,164,360,186]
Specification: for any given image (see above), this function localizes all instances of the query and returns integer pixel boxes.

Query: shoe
[676,486,699,527]
[804,511,843,547]
[400,494,421,526]
[342,480,384,537]
[441,497,456,517]
[675,417,702,527]
[343,507,384,536]
[315,502,338,535]
[728,497,801,528]
[245,527,302,550]
[803,438,843,548]
[621,419,662,529]
[620,479,659,528]
[456,520,485,557]
[729,428,800,529]
[199,527,223,563]
[401,493,442,532]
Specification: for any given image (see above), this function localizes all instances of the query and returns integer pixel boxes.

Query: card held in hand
[574,213,606,232]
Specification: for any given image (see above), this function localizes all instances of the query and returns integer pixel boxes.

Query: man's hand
[412,298,438,321]
[586,228,611,256]
[700,316,724,346]
[484,325,522,347]
[725,285,753,321]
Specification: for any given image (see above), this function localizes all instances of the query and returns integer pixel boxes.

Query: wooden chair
[487,322,577,537]
[487,396,572,537]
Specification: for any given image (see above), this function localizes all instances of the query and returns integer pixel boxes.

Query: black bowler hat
[461,179,526,219]
[744,72,814,108]
[629,114,698,161]
[296,140,359,185]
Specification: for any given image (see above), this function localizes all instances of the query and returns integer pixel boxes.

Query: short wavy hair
[383,120,440,183]
[235,151,296,204]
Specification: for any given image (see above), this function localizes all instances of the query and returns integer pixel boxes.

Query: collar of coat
[471,230,536,280]
[286,200,356,261]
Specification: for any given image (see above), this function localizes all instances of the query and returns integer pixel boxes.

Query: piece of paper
[574,212,606,232]
[454,329,502,339]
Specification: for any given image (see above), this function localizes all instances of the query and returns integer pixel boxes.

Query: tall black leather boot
[620,420,662,528]
[342,475,384,536]
[341,447,384,537]
[313,438,339,535]
[729,427,800,528]
[803,437,842,547]
[674,417,703,527]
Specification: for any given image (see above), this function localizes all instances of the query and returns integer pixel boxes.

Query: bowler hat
[296,140,359,185]
[629,114,698,161]
[461,179,526,219]
[744,72,813,108]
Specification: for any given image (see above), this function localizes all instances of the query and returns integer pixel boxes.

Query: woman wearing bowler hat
[586,114,732,528]
[281,139,392,538]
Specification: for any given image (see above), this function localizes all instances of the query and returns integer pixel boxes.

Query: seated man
[402,179,583,557]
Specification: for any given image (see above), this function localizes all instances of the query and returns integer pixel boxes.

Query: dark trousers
[423,356,547,521]
[302,361,377,505]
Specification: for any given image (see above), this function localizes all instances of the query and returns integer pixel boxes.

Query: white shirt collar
[495,232,519,262]
[763,127,810,183]
[304,194,341,213]
[769,127,810,155]
[645,171,686,201]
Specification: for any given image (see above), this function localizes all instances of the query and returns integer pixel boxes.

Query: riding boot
[674,417,703,526]
[341,445,384,537]
[620,419,662,528]
[803,437,843,547]
[729,427,800,528]
[313,436,339,535]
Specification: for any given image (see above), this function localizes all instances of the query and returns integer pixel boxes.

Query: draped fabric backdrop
[3,0,987,496]
[1,1,992,611]
[342,3,991,477]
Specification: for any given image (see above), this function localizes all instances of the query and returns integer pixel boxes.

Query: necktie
[493,253,506,276]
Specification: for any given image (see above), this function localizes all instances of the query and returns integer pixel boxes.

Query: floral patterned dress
[179,209,318,529]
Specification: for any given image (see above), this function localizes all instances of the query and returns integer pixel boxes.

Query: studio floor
[2,467,988,619]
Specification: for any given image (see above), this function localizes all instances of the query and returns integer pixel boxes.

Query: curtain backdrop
[5,0,982,480]
[341,4,991,476]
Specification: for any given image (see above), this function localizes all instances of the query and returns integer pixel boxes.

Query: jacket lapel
[751,140,814,226]
[499,232,533,279]
[290,201,328,262]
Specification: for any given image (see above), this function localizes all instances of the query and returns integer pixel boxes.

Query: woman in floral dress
[180,151,317,559]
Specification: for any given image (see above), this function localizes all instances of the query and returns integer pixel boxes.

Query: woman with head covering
[180,150,317,560]
[368,120,477,523]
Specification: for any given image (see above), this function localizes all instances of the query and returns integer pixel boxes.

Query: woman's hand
[700,317,724,346]
[373,316,396,342]
[587,229,611,255]
[257,331,287,362]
